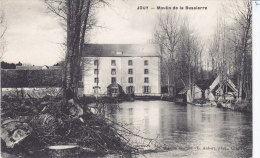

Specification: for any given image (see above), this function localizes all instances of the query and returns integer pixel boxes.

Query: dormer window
[116,51,123,55]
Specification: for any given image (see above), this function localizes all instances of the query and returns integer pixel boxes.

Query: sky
[1,0,233,66]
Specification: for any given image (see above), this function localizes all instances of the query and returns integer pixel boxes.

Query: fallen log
[1,118,32,148]
[46,145,81,157]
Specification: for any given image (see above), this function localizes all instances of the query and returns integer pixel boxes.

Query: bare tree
[44,0,107,99]
[233,0,252,101]
[177,22,202,102]
[154,12,181,96]
[154,13,204,101]
[208,0,252,101]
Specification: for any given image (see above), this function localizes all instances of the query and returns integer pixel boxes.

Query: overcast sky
[1,0,231,66]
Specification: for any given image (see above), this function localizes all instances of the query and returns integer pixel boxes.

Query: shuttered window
[94,60,98,66]
[111,69,116,75]
[143,86,151,94]
[144,77,149,83]
[144,69,149,74]
[144,60,148,65]
[127,86,134,94]
[128,69,133,74]
[128,77,133,83]
[111,77,116,83]
[94,77,99,83]
[94,69,99,74]
[111,60,116,66]
[128,60,133,65]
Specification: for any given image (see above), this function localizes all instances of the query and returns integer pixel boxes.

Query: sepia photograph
[0,0,254,157]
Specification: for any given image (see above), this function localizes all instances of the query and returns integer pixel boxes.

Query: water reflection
[107,100,252,158]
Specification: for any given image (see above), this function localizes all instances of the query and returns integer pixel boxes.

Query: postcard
[0,0,257,157]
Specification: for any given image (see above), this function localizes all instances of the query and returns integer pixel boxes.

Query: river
[106,100,252,158]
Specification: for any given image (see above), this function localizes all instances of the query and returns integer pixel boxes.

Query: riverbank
[1,97,252,157]
[217,100,252,113]
[160,96,252,113]
[1,97,136,157]
[189,99,252,113]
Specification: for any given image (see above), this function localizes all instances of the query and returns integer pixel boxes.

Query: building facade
[82,44,161,96]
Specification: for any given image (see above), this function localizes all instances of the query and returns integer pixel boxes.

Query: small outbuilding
[177,85,203,103]
[196,78,215,101]
[107,83,124,97]
[209,75,238,101]
[196,75,238,101]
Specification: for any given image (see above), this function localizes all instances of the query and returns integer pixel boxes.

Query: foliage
[1,70,62,88]
[1,61,16,69]
[208,0,252,100]
[155,0,252,102]
[154,13,204,100]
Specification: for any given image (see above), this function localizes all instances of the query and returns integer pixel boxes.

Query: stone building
[81,44,161,96]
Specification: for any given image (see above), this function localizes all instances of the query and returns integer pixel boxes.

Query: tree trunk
[63,0,91,99]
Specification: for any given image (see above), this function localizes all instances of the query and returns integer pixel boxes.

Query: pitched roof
[209,75,238,92]
[107,83,122,89]
[178,85,202,95]
[82,44,160,57]
[178,87,190,95]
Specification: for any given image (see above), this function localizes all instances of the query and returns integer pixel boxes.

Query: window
[144,60,148,66]
[143,86,150,94]
[93,86,100,94]
[128,60,133,65]
[144,77,149,83]
[111,69,116,75]
[111,60,116,66]
[94,88,99,94]
[94,69,99,74]
[94,77,99,83]
[116,51,123,55]
[144,69,149,74]
[128,69,133,74]
[111,77,116,83]
[94,60,98,66]
[128,77,133,83]
[127,86,134,94]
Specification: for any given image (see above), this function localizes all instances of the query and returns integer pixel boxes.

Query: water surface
[107,100,252,158]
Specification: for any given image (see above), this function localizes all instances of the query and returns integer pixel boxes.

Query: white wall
[186,86,202,103]
[205,89,215,101]
[82,56,161,96]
